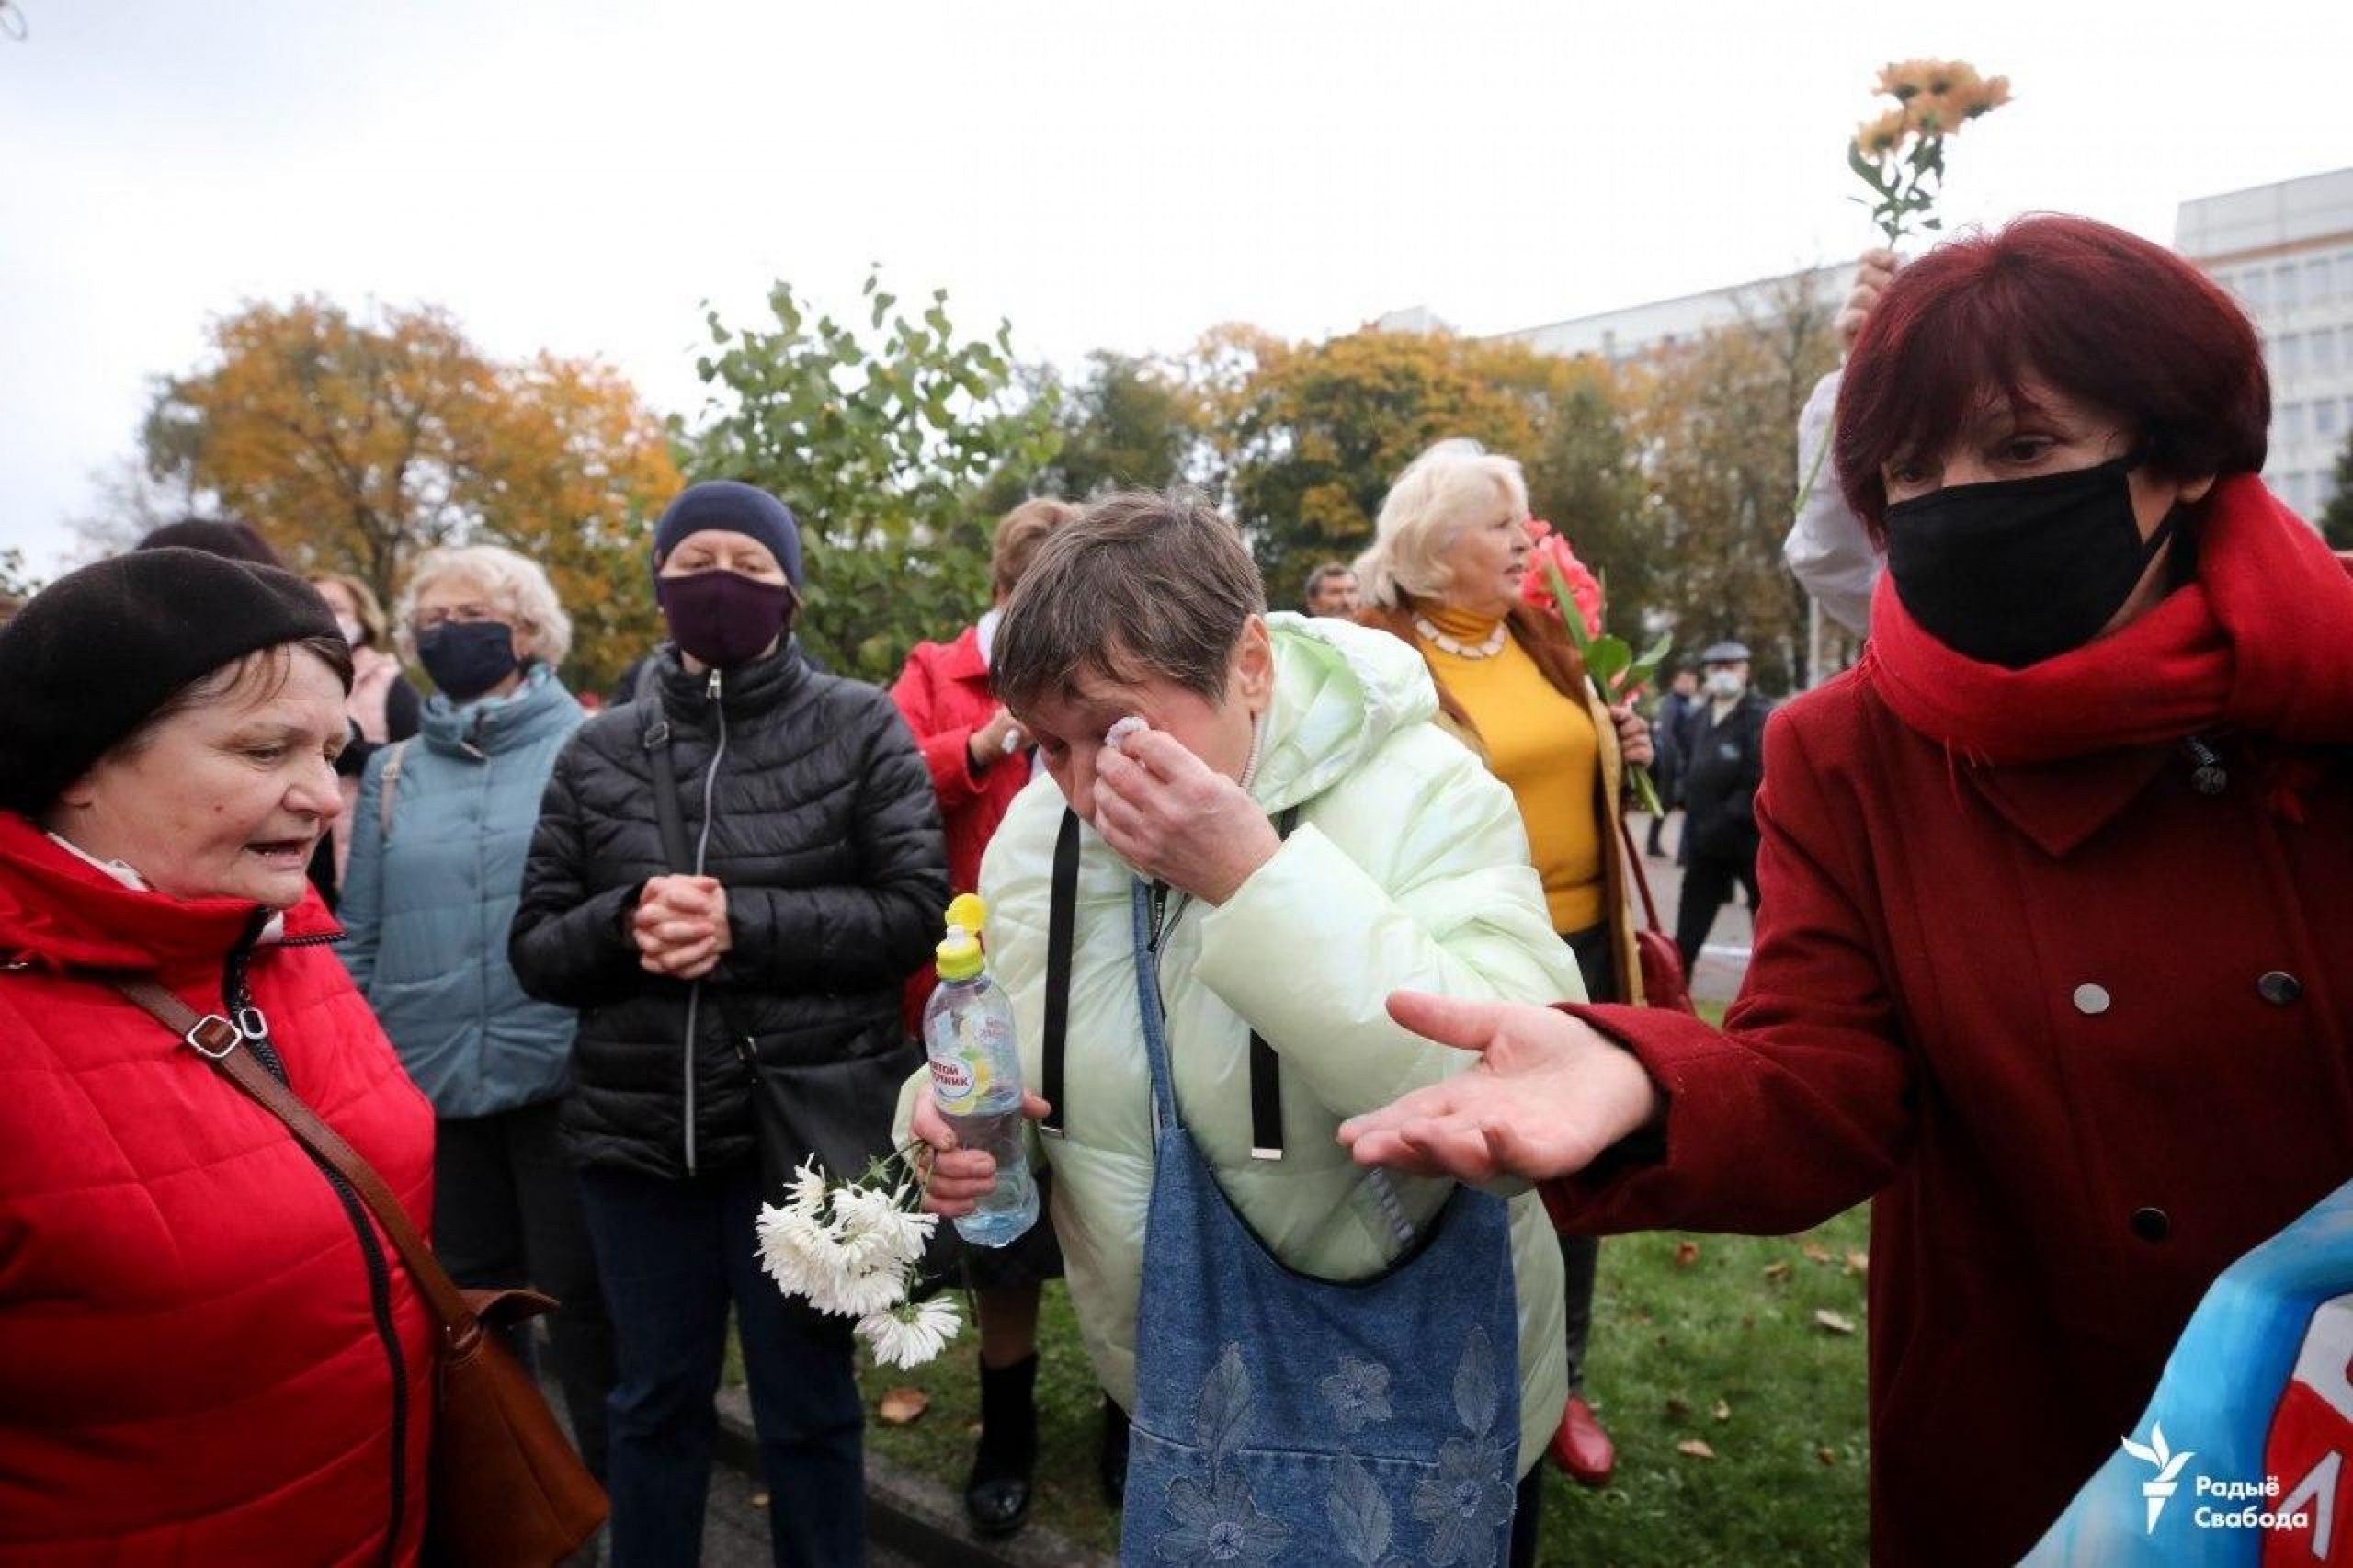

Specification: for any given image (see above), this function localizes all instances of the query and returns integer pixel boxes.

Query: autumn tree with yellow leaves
[131,298,678,690]
[1211,327,1652,631]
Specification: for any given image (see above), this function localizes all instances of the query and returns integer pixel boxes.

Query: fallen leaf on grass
[1845,1250,1870,1276]
[1674,1240,1700,1267]
[877,1387,930,1426]
[1814,1309,1858,1335]
[1817,1446,1839,1466]
[1712,1399,1731,1423]
[1802,1243,1833,1265]
[1676,1439,1717,1460]
[1762,1261,1793,1282]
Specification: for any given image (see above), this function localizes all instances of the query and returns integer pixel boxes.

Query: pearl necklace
[1413,616,1507,659]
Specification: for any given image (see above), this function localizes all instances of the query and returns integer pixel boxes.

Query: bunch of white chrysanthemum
[756,1154,962,1369]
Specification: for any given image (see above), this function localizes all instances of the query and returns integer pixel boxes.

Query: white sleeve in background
[1783,369,1881,635]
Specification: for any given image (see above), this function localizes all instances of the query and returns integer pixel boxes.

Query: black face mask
[1884,457,2180,669]
[416,620,520,701]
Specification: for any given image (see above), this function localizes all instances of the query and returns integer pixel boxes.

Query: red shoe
[1548,1395,1616,1487]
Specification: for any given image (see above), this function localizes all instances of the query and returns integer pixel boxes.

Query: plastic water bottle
[921,894,1038,1247]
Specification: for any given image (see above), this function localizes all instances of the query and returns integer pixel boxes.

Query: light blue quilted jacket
[341,665,585,1119]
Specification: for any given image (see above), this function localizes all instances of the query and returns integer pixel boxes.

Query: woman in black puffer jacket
[512,481,947,1568]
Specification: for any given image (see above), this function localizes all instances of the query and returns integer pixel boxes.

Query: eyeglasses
[412,602,496,632]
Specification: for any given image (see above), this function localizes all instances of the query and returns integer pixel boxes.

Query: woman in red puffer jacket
[0,549,436,1564]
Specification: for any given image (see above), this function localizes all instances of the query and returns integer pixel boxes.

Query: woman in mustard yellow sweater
[1356,437,1653,1490]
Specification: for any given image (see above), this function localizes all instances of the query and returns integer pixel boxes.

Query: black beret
[0,549,344,814]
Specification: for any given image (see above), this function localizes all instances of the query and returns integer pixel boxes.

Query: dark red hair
[1834,214,2269,537]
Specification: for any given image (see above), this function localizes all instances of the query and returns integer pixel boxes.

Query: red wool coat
[891,622,1032,1026]
[0,814,438,1564]
[1544,495,2353,1564]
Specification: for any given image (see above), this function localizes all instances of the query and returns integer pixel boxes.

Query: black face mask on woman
[1883,456,2181,669]
[416,620,520,701]
[657,569,794,670]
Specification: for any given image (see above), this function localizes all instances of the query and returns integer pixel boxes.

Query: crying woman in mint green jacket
[904,494,1580,1483]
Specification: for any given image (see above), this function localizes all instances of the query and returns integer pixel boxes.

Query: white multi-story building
[1481,263,1859,367]
[2176,167,2353,520]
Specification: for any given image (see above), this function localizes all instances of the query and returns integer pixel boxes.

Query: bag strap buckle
[183,1014,243,1060]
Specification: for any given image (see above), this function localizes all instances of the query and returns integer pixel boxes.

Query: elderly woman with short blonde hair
[1354,437,1651,1488]
[340,541,612,1483]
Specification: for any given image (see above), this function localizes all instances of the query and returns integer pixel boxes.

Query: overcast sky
[4,0,2347,571]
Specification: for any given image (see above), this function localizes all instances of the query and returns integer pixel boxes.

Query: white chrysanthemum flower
[858,1293,962,1369]
[822,1257,915,1320]
[755,1202,832,1300]
[831,1185,935,1272]
[787,1163,830,1218]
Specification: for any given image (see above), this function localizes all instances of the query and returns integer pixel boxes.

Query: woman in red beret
[1341,214,2353,1565]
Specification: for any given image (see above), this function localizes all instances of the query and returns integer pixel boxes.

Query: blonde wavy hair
[395,543,574,670]
[1353,438,1530,609]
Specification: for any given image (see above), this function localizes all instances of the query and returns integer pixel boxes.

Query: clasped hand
[1091,729,1279,906]
[633,873,733,980]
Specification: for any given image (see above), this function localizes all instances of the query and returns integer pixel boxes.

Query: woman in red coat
[889,494,1083,1536]
[0,549,438,1563]
[1341,215,2353,1565]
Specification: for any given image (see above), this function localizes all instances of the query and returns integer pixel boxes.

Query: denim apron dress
[1117,877,1522,1567]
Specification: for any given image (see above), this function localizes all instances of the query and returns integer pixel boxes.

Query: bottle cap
[936,894,989,983]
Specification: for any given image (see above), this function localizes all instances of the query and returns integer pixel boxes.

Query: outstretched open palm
[1337,992,1662,1186]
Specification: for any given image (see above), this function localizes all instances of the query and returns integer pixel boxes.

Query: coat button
[2258,971,2303,1006]
[2131,1207,2171,1243]
[2072,983,2110,1016]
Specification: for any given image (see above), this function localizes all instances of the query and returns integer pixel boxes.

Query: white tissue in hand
[1105,716,1149,751]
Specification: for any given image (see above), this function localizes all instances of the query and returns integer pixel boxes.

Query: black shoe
[964,1353,1039,1538]
[1098,1396,1131,1509]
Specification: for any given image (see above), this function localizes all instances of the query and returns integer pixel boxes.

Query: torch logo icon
[2120,1423,2196,1534]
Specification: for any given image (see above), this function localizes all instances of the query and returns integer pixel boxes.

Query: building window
[2281,403,2307,445]
[2320,398,2343,440]
[2309,256,2336,307]
[2244,269,2272,311]
[2278,263,2301,311]
[2317,328,2341,379]
[2279,332,2304,379]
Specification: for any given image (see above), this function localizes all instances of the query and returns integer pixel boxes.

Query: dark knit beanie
[652,481,804,588]
[0,549,345,815]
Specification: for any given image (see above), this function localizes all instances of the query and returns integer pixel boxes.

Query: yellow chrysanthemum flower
[1949,74,2014,121]
[1855,108,1910,160]
[1875,60,1931,101]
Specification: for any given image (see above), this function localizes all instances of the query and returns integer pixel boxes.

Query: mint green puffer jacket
[909,613,1583,1473]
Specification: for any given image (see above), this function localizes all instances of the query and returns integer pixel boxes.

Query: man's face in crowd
[1307,571,1360,619]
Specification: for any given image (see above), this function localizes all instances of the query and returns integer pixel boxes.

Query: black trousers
[1675,847,1760,975]
[435,1098,618,1482]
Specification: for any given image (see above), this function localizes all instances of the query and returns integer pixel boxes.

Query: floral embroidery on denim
[1410,1326,1515,1565]
[1157,1468,1293,1565]
[1412,1437,1518,1565]
[1327,1453,1407,1567]
[1321,1354,1394,1435]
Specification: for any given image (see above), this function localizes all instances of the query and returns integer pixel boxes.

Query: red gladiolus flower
[1521,518,1604,638]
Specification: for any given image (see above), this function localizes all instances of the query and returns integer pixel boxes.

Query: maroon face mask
[656,569,796,669]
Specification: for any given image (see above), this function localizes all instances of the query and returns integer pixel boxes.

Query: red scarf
[1866,474,2353,767]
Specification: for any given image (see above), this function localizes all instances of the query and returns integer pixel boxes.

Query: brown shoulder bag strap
[106,975,479,1344]
[1615,814,1670,937]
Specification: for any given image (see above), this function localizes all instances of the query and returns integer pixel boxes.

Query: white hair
[395,543,573,670]
[1352,438,1530,609]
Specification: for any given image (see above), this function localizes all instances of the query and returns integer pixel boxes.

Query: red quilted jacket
[0,812,437,1564]
[890,623,1032,1030]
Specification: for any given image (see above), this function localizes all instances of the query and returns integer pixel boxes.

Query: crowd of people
[0,210,2347,1568]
